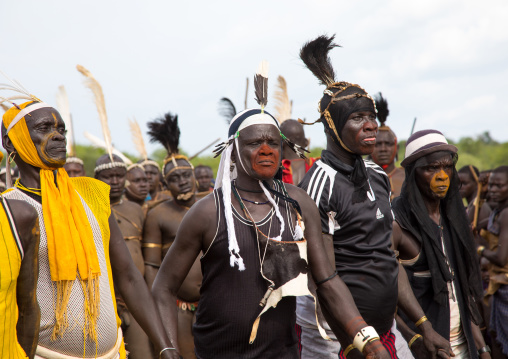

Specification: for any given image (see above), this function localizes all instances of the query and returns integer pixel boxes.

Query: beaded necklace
[14,179,41,196]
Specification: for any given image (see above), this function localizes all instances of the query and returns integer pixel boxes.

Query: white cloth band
[405,133,448,158]
[35,327,123,359]
[65,157,84,166]
[237,113,279,132]
[353,326,380,353]
[6,102,52,134]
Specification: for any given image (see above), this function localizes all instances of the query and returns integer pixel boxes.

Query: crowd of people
[0,34,507,359]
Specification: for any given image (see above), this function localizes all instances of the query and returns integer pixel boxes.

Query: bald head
[280,120,308,160]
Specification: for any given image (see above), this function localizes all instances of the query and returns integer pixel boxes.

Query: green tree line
[1,132,505,177]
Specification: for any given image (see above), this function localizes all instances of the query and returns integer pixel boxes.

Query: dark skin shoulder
[6,199,40,359]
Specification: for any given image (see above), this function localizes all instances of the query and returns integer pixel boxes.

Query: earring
[8,151,16,163]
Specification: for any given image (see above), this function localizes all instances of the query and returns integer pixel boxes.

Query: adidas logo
[376,208,384,220]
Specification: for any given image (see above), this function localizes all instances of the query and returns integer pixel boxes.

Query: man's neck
[174,195,195,208]
[383,162,396,174]
[150,188,158,199]
[466,192,476,205]
[17,161,43,189]
[325,134,356,166]
[110,196,123,206]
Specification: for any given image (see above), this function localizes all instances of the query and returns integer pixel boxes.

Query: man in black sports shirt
[297,35,451,359]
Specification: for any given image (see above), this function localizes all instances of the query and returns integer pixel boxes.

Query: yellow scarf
[2,102,101,342]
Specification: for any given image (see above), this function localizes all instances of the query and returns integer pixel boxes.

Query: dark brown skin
[2,108,175,359]
[144,160,202,358]
[280,120,310,186]
[370,128,405,198]
[392,152,489,359]
[194,166,213,192]
[125,167,149,207]
[63,162,85,177]
[481,172,508,267]
[152,124,390,359]
[143,163,172,204]
[459,172,491,228]
[7,199,40,359]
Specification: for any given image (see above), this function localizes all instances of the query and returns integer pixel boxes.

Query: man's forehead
[423,151,453,164]
[376,130,396,143]
[98,167,127,176]
[144,164,159,173]
[26,108,63,125]
[128,168,146,178]
[239,124,279,139]
[166,167,193,177]
[490,172,508,183]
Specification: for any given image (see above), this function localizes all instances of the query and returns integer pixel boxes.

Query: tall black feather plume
[147,112,180,156]
[299,34,340,86]
[254,60,269,109]
[218,97,237,125]
[375,92,389,126]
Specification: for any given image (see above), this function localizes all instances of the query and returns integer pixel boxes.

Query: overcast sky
[2,0,507,157]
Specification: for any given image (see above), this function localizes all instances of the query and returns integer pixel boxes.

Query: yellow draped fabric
[2,102,101,342]
[0,197,28,359]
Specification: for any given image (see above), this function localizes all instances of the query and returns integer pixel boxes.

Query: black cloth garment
[193,186,300,359]
[396,218,478,358]
[391,162,483,323]
[299,150,398,334]
[320,86,376,204]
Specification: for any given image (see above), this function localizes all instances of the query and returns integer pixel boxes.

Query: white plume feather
[273,75,292,123]
[129,118,148,161]
[56,85,74,156]
[84,131,133,165]
[76,65,114,162]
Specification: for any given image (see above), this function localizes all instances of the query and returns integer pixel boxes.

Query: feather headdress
[254,60,269,111]
[375,92,389,127]
[129,118,148,161]
[76,65,113,162]
[147,112,193,172]
[273,75,292,123]
[84,131,132,165]
[55,85,76,157]
[299,35,339,87]
[0,70,42,106]
[218,97,237,125]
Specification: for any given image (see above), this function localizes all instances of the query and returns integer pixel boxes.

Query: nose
[436,169,448,181]
[364,118,378,133]
[259,143,273,155]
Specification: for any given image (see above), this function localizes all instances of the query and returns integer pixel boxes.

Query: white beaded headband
[94,162,127,174]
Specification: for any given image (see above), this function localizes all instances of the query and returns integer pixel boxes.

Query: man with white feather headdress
[0,68,175,359]
[152,61,393,359]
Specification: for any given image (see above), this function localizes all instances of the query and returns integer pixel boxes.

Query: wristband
[408,334,422,349]
[160,347,176,358]
[478,345,491,355]
[415,316,428,327]
[353,326,380,354]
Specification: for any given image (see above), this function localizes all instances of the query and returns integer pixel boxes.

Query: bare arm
[14,203,40,359]
[109,214,176,358]
[152,197,214,358]
[143,209,162,289]
[482,210,508,267]
[290,187,390,359]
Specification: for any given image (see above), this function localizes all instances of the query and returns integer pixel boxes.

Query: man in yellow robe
[2,101,178,359]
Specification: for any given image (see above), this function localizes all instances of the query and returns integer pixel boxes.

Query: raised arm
[291,187,390,359]
[108,214,177,359]
[13,202,40,359]
[143,208,163,289]
[152,196,214,358]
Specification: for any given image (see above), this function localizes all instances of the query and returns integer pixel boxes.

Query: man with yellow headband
[143,112,202,359]
[0,151,41,359]
[1,100,176,359]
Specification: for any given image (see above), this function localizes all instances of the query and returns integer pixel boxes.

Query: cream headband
[6,102,53,134]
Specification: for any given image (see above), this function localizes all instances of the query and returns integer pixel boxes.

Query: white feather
[56,86,74,156]
[256,60,269,78]
[84,131,133,165]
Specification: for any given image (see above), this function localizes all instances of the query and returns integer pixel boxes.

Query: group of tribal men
[1,34,507,359]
